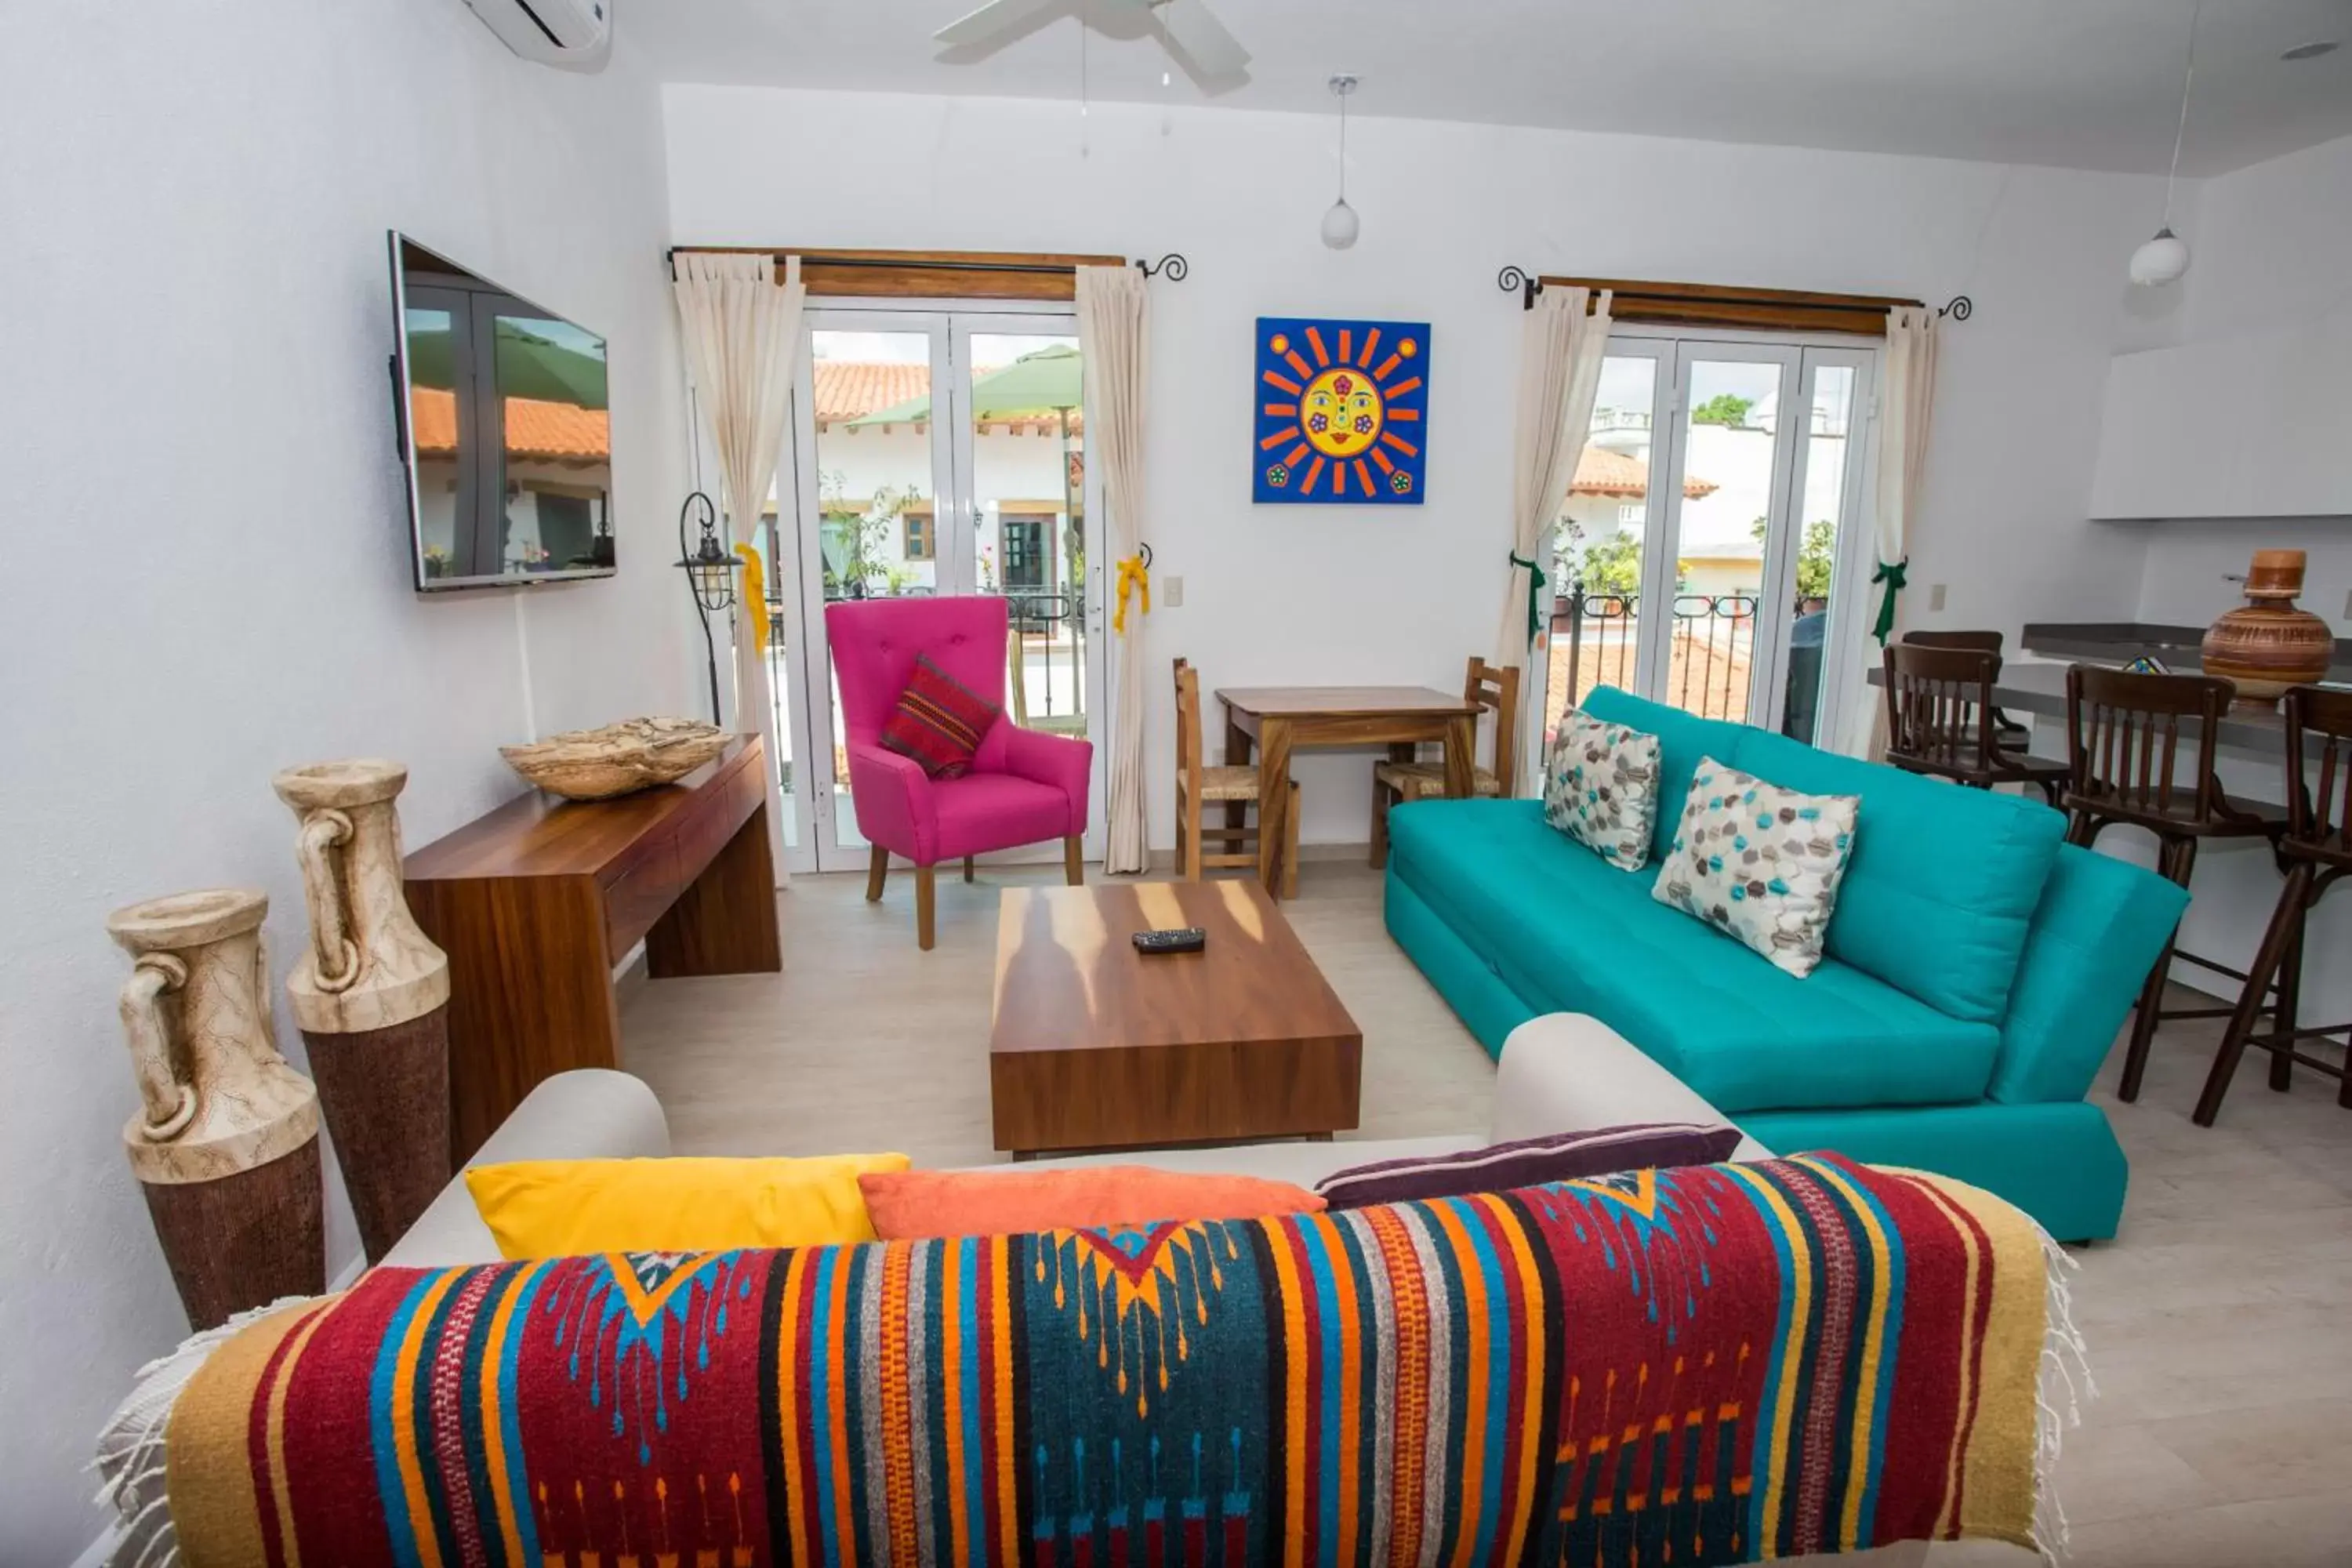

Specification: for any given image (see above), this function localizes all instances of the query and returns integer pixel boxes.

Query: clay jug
[2201,550,2335,706]
[107,887,323,1329]
[272,759,452,1262]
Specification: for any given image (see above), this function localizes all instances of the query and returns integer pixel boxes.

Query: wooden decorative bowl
[499,718,731,801]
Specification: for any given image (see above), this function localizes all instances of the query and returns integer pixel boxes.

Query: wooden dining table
[1214,685,1483,894]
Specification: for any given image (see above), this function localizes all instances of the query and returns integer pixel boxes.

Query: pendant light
[1321,74,1360,250]
[2131,2,2198,286]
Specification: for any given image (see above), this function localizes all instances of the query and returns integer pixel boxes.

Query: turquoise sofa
[1381,686,2189,1240]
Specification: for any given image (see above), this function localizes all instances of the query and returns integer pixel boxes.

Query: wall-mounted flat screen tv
[390,232,615,590]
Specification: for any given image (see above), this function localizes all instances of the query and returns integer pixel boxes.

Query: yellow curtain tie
[733,543,768,655]
[1112,554,1151,636]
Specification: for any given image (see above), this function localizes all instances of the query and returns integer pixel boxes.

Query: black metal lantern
[676,490,744,724]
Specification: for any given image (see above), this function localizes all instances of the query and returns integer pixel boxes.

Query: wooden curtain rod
[1495,266,1972,332]
[666,247,1189,301]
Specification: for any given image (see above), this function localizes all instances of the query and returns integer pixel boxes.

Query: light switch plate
[2342,589,2351,622]
[1929,583,1947,612]
[1163,575,1185,608]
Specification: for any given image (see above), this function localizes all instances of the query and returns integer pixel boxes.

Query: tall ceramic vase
[272,760,453,1263]
[2201,549,2336,707]
[108,888,325,1330]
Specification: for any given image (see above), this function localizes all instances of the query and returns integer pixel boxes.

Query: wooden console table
[407,735,781,1161]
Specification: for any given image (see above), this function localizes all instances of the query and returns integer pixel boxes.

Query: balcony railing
[1550,586,1762,727]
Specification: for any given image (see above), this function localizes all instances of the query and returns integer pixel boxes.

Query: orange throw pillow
[858,1166,1324,1240]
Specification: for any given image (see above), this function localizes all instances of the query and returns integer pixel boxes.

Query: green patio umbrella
[403,319,609,408]
[848,343,1081,426]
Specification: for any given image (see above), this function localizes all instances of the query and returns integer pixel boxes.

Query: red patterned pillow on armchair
[880,653,1001,778]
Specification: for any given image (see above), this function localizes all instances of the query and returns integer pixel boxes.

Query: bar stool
[2194,684,2352,1125]
[1901,630,2034,750]
[1882,643,2070,805]
[2063,666,2289,1102]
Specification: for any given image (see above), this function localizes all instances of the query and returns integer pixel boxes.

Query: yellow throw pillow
[463,1153,910,1259]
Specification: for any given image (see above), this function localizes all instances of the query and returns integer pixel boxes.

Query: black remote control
[1133,927,1207,955]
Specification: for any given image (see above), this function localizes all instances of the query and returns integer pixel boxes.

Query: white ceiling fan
[935,0,1251,82]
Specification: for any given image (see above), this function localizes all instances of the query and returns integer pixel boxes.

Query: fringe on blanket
[2032,1227,2098,1565]
[91,1296,320,1568]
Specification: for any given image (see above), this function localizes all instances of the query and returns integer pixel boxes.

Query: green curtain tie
[1870,557,1908,645]
[1510,550,1546,646]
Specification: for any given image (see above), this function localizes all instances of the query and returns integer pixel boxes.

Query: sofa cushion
[1730,728,2063,1024]
[1541,708,1662,870]
[1651,756,1859,978]
[1385,798,2000,1112]
[880,652,1000,777]
[462,1152,907,1258]
[858,1167,1323,1240]
[1316,1121,1742,1208]
[1577,685,1744,863]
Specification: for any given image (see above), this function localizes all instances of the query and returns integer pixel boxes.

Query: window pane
[809,328,940,850]
[1779,363,1856,744]
[1545,355,1656,748]
[1664,360,1779,724]
[967,332,1087,739]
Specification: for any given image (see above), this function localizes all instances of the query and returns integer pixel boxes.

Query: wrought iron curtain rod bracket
[1135,253,1190,281]
[1498,264,1540,310]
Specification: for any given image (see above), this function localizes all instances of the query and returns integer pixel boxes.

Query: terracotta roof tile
[409,387,608,464]
[1571,445,1716,499]
[812,360,932,423]
[811,361,1080,433]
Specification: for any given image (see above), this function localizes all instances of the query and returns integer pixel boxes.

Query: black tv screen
[390,233,614,590]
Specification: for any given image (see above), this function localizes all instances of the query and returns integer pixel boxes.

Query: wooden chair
[1174,659,1298,897]
[1369,659,1522,869]
[2194,684,2352,1125]
[1882,643,2070,805]
[1901,630,2031,747]
[2062,665,2288,1102]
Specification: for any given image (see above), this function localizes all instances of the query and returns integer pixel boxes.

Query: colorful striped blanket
[157,1154,2063,1566]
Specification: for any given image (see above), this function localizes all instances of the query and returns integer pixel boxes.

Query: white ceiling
[630,0,2352,177]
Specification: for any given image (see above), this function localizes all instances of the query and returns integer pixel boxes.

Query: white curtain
[671,252,804,884]
[1840,303,1940,757]
[1074,266,1151,874]
[1493,285,1613,790]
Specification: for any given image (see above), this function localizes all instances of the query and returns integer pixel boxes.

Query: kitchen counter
[2019,621,2352,681]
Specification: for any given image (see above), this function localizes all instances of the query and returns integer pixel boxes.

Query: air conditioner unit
[463,0,613,71]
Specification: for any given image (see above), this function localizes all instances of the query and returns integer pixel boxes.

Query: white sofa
[384,1012,1770,1269]
[108,1018,1998,1568]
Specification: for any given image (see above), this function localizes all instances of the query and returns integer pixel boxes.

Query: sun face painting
[1254,317,1430,505]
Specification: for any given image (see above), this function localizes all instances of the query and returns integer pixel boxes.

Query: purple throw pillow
[1314,1121,1744,1210]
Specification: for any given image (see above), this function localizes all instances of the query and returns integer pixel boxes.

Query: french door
[762,305,1105,873]
[1545,332,1875,750]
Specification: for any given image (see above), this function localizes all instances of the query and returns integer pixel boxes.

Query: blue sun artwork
[1254,317,1429,505]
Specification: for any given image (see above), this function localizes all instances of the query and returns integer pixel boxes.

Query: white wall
[2112,132,2352,1023]
[666,85,2182,848]
[2129,131,2352,633]
[0,2,689,1555]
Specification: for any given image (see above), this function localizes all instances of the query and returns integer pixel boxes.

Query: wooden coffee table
[989,879,1363,1158]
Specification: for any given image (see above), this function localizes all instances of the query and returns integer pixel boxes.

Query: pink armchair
[826,596,1093,949]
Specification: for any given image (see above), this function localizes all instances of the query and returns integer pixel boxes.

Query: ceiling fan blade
[934,0,1065,48]
[1152,0,1250,78]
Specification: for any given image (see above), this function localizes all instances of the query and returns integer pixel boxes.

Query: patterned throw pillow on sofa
[1652,755,1860,978]
[880,653,1001,778]
[1542,708,1662,869]
[1314,1121,1744,1209]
